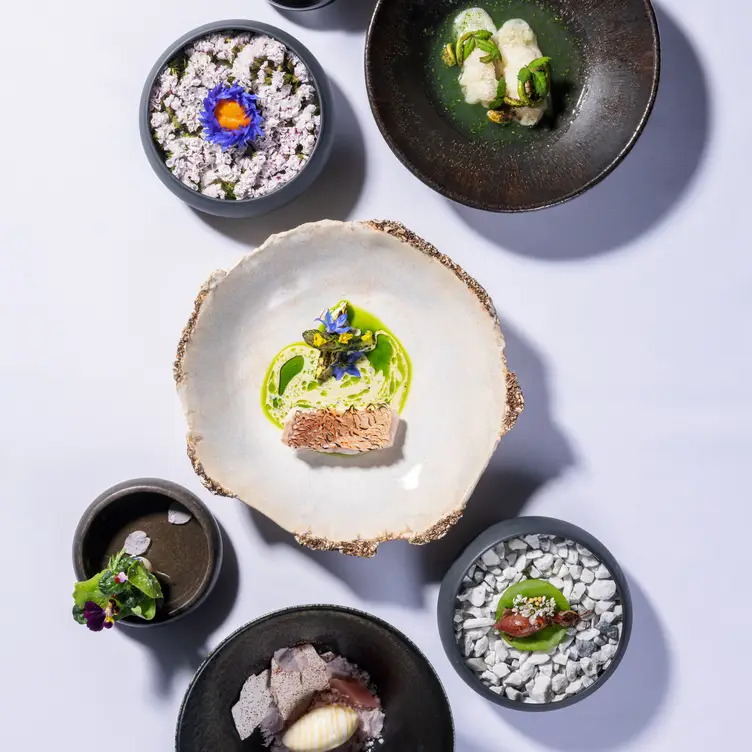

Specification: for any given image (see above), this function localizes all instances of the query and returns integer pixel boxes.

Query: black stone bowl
[437,516,632,711]
[269,0,337,9]
[139,20,334,218]
[366,0,660,211]
[72,478,222,627]
[176,605,455,750]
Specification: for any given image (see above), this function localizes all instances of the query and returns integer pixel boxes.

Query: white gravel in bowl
[453,534,624,704]
[149,32,320,200]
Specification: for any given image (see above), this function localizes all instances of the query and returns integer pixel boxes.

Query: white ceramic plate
[175,220,522,556]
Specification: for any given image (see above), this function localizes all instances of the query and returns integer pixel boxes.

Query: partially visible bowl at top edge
[268,0,338,10]
[366,0,660,212]
[139,19,334,218]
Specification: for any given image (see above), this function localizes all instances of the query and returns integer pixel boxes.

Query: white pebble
[508,538,528,551]
[505,687,522,701]
[523,534,540,549]
[529,566,542,579]
[565,678,583,694]
[595,564,611,579]
[565,662,579,681]
[481,549,501,567]
[473,636,489,657]
[527,653,551,665]
[539,663,553,677]
[520,661,537,682]
[581,596,595,611]
[569,564,583,579]
[552,674,568,694]
[469,584,487,606]
[502,567,516,580]
[504,671,524,687]
[576,628,599,643]
[537,554,554,571]
[580,568,595,584]
[515,554,528,572]
[567,550,579,566]
[588,580,617,601]
[570,582,586,604]
[466,658,486,672]
[595,600,616,615]
[481,670,500,685]
[549,576,565,590]
[553,653,568,666]
[463,617,495,629]
[530,675,552,703]
[492,663,511,679]
[494,642,509,662]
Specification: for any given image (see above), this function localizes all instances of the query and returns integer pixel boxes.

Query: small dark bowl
[73,478,222,627]
[366,0,660,211]
[176,605,455,750]
[139,20,334,218]
[269,0,337,9]
[437,516,632,711]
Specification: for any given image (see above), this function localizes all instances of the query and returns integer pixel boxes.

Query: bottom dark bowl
[176,605,455,750]
[72,478,222,627]
[438,516,632,711]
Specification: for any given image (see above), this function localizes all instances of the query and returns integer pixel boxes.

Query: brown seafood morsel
[281,405,399,454]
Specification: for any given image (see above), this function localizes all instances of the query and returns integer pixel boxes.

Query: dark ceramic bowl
[73,478,222,627]
[437,516,632,711]
[139,20,334,218]
[176,605,455,750]
[366,0,660,211]
[269,0,337,9]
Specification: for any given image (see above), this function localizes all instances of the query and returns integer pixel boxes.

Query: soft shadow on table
[503,577,671,751]
[449,4,710,260]
[194,80,365,247]
[248,320,575,606]
[121,522,239,697]
[271,0,378,32]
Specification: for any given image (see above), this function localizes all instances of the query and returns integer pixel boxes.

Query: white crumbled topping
[512,594,558,626]
[149,32,320,200]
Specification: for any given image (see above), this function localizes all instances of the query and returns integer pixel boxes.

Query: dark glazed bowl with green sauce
[366,0,660,211]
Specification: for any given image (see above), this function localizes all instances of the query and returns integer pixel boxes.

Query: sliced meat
[282,405,399,454]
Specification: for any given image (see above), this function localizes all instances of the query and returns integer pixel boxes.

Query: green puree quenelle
[262,301,412,428]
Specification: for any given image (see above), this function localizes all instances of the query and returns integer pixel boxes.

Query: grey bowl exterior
[72,478,223,628]
[139,20,334,218]
[437,516,633,711]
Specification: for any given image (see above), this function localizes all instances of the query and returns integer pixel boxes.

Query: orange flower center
[214,100,250,131]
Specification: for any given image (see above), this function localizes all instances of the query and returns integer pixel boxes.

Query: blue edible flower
[198,83,264,151]
[316,310,351,334]
[332,352,363,381]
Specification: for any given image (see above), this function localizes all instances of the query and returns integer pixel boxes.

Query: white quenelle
[495,19,548,126]
[454,8,498,107]
[281,705,359,752]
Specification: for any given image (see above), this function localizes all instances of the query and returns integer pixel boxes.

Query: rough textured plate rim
[174,220,524,556]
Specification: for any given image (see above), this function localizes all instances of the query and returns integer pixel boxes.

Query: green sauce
[426,0,584,145]
[278,355,304,395]
[261,301,412,428]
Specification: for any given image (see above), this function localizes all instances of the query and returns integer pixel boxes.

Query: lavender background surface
[0,0,747,750]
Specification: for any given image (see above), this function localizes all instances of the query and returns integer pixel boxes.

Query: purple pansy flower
[114,572,128,584]
[198,83,264,151]
[316,310,351,334]
[332,352,363,381]
[83,599,119,632]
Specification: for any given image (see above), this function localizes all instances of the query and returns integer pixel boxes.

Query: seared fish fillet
[282,405,399,454]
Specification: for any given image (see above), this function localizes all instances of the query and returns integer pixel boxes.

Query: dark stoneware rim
[268,0,337,9]
[72,477,223,628]
[138,19,333,212]
[365,0,661,212]
[175,604,456,748]
[437,516,633,711]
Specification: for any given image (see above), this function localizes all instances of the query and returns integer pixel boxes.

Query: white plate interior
[178,221,510,548]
